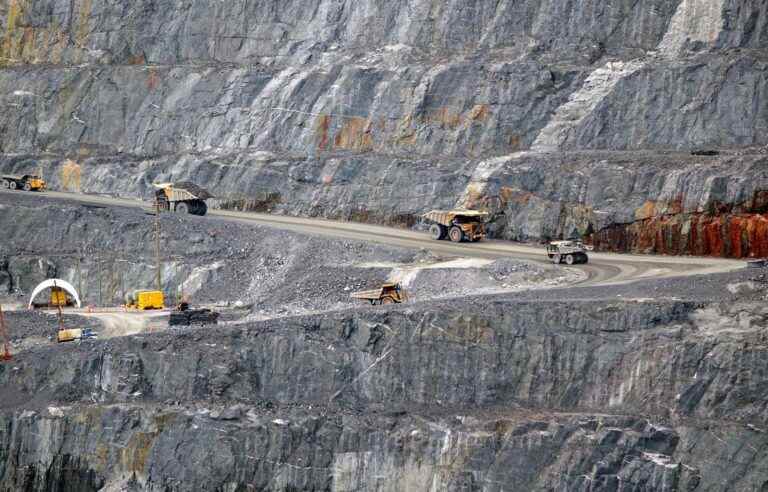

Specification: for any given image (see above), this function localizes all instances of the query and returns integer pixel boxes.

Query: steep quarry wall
[2,1,768,256]
[2,298,768,490]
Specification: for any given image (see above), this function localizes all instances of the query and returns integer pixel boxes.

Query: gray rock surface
[2,293,768,490]
[3,1,768,490]
[2,0,768,256]
[3,405,752,491]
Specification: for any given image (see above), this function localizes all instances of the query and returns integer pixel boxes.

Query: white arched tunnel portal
[28,279,83,309]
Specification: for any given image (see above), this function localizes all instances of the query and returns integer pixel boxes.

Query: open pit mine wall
[1,299,768,490]
[1,0,768,258]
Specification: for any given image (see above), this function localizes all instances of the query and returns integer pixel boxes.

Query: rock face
[3,3,768,489]
[2,0,768,256]
[2,297,768,490]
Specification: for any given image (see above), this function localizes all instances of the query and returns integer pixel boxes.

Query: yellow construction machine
[125,290,165,310]
[53,297,97,343]
[423,209,489,242]
[50,287,70,307]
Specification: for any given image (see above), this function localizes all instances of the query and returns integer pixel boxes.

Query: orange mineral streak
[468,104,490,122]
[729,216,743,259]
[596,211,768,258]
[703,218,724,257]
[333,117,373,151]
[315,114,331,151]
[425,107,462,129]
[593,191,768,258]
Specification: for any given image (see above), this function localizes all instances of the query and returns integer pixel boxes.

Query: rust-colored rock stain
[594,192,768,258]
[128,53,147,65]
[333,117,373,151]
[468,104,490,122]
[595,211,768,259]
[425,107,462,129]
[146,68,160,91]
[1,0,93,66]
[315,114,331,151]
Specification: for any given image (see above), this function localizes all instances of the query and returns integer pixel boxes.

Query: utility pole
[76,257,83,305]
[0,304,11,362]
[97,254,103,307]
[155,196,163,294]
[179,263,184,304]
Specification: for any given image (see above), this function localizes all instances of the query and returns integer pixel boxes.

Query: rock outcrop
[2,297,768,490]
[2,0,768,256]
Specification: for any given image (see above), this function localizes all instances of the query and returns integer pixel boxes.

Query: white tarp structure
[28,279,82,309]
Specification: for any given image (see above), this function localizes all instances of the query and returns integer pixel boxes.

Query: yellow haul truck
[351,283,408,305]
[153,182,213,216]
[1,174,46,192]
[423,209,489,243]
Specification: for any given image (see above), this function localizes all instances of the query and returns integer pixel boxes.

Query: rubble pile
[169,308,219,327]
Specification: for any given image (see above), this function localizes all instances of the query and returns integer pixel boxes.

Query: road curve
[2,189,746,286]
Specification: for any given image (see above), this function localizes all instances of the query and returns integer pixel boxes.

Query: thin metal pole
[180,262,184,304]
[76,257,83,304]
[53,280,64,333]
[155,197,162,294]
[98,255,102,307]
[120,261,125,304]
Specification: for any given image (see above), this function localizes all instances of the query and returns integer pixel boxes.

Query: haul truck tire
[192,200,208,216]
[175,202,190,214]
[430,224,446,240]
[449,226,464,243]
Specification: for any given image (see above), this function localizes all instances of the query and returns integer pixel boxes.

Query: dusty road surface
[1,189,745,286]
[79,310,168,338]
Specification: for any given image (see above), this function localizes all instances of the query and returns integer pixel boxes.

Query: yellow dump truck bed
[350,288,387,300]
[351,283,407,304]
[423,209,489,226]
